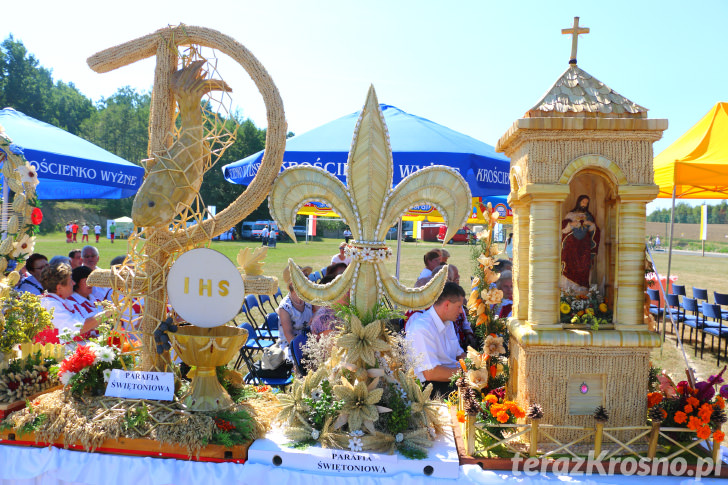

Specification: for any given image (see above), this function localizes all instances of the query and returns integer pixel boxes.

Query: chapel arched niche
[560,170,616,304]
[558,155,626,318]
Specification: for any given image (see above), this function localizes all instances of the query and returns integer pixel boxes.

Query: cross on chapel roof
[562,17,589,65]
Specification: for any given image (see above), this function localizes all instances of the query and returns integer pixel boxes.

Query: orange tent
[654,102,728,199]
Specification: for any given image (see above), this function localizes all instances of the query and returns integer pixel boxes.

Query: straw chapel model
[495,17,668,442]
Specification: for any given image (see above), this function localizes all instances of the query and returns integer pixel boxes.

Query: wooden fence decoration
[20,342,64,362]
[461,416,721,464]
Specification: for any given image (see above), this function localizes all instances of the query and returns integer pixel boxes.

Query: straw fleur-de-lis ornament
[269,86,471,313]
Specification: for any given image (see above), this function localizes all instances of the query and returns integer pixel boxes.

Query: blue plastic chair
[714,291,728,320]
[244,294,264,324]
[693,287,709,304]
[290,331,308,376]
[258,294,278,313]
[261,312,280,340]
[680,297,703,352]
[272,287,283,304]
[672,284,686,297]
[234,322,275,370]
[693,287,709,317]
[700,302,727,365]
[646,288,663,330]
[664,293,683,337]
[320,266,328,277]
[672,284,687,311]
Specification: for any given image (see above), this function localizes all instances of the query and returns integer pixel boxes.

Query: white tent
[106,216,134,240]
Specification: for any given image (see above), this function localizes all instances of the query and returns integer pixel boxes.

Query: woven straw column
[614,185,659,330]
[510,197,529,322]
[524,184,570,328]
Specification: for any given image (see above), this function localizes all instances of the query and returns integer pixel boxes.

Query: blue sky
[3,0,727,213]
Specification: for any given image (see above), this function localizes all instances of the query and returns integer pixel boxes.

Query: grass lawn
[33,232,484,290]
[32,232,728,382]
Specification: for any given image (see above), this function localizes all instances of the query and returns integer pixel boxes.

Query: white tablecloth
[0,445,725,485]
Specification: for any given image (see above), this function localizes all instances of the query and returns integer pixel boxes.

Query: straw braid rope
[86,25,285,371]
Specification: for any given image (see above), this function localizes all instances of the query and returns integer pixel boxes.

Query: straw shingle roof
[525,65,647,118]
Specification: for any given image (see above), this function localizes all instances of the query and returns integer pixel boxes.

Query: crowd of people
[15,245,124,342]
[23,221,513,397]
[267,240,513,397]
[65,221,104,244]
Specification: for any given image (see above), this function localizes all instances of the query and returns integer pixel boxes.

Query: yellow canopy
[296,198,513,224]
[654,102,728,198]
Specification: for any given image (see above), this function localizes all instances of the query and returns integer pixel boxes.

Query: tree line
[0,36,280,226]
[647,201,728,224]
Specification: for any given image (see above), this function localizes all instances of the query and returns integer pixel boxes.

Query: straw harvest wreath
[0,127,42,295]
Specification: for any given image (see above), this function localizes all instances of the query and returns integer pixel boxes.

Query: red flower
[30,207,43,225]
[33,327,60,344]
[59,344,97,376]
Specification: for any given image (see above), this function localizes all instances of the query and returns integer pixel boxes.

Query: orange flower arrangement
[647,392,663,408]
[698,403,713,423]
[484,394,498,405]
[687,415,702,431]
[673,411,687,424]
[684,404,694,414]
[714,430,725,443]
[716,396,725,409]
[696,425,711,440]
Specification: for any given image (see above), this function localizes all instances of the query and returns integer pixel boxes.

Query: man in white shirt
[94,224,102,243]
[405,282,466,396]
[417,249,441,281]
[261,225,270,246]
[16,253,48,295]
[81,223,90,242]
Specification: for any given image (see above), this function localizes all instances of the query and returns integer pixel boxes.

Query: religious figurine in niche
[560,195,600,295]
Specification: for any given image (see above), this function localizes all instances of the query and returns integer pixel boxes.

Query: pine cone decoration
[648,406,665,423]
[464,388,480,415]
[593,405,609,423]
[712,408,727,425]
[456,377,466,389]
[526,403,544,420]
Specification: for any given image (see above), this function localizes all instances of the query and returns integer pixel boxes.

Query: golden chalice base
[170,325,248,412]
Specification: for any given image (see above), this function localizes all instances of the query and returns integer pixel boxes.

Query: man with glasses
[17,253,48,295]
[81,246,111,301]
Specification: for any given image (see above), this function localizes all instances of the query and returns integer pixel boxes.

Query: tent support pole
[1,182,8,236]
[395,218,403,280]
[663,187,677,344]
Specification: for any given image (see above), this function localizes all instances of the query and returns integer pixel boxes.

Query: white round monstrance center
[167,248,245,327]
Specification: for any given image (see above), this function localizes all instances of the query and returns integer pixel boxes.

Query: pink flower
[658,374,677,398]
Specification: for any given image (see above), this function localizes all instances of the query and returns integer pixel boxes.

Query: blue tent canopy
[222,104,510,196]
[0,108,144,199]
